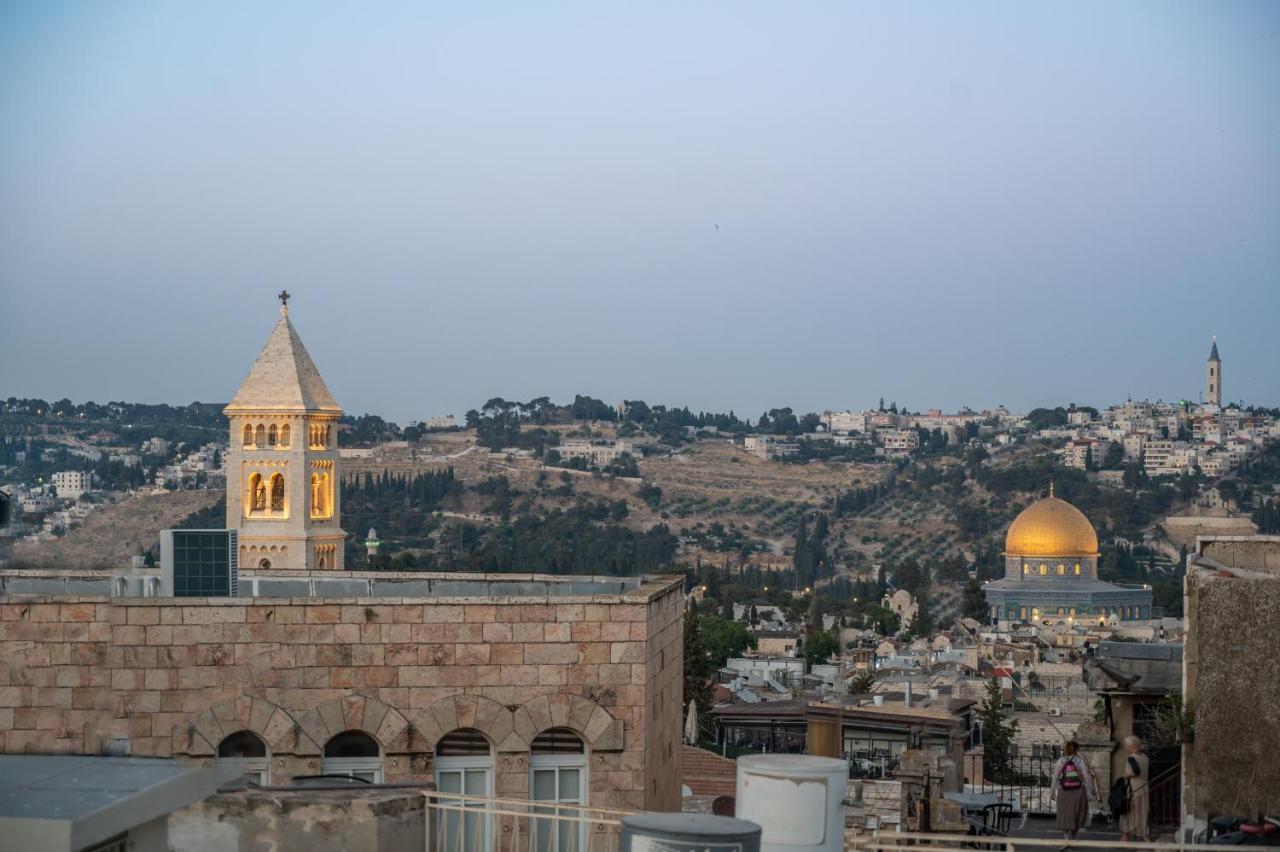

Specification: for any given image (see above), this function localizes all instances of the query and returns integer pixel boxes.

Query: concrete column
[1072,720,1113,812]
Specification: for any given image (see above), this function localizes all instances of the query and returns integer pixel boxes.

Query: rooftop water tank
[735,754,848,852]
[622,813,761,852]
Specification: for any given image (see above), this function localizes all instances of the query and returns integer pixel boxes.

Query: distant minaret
[1205,337,1222,406]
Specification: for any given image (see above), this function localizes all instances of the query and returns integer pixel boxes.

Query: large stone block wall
[642,582,684,812]
[0,579,685,812]
[1184,568,1280,822]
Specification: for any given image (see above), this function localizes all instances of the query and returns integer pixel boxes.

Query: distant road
[439,511,500,524]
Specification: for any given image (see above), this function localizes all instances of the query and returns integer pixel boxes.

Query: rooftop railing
[421,789,632,852]
[847,832,1221,851]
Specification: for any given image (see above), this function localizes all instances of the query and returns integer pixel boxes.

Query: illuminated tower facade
[224,293,344,571]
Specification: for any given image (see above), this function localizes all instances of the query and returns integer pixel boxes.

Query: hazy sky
[2,2,1278,423]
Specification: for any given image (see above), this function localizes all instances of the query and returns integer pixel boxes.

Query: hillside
[10,490,221,569]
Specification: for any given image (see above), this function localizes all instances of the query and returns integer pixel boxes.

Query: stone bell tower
[224,292,345,571]
[1205,337,1222,407]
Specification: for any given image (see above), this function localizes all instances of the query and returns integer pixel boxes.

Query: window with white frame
[530,728,587,852]
[322,731,382,782]
[217,730,269,785]
[434,729,493,852]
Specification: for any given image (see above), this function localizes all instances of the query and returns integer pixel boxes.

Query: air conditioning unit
[1049,707,1063,717]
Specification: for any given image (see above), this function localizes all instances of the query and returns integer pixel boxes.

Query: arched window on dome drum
[243,425,254,447]
[268,424,278,446]
[255,424,266,446]
[1057,564,1065,575]
[1039,564,1047,575]
[279,424,290,447]
[218,730,269,785]
[270,474,285,512]
[1074,563,1081,575]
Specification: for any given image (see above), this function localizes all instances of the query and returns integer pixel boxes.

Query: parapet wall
[169,788,426,852]
[0,574,685,811]
[1195,535,1280,572]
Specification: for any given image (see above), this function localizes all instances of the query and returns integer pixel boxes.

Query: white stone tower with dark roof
[1205,338,1222,407]
[224,293,345,571]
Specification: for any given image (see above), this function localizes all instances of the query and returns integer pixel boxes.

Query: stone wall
[1197,535,1280,571]
[0,576,685,811]
[168,788,425,852]
[1184,556,1280,828]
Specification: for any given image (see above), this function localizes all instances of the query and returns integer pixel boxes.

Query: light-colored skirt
[1120,782,1149,836]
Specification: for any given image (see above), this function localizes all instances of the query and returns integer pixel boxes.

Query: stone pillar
[1073,721,1114,813]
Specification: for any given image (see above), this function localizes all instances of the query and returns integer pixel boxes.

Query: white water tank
[735,754,848,852]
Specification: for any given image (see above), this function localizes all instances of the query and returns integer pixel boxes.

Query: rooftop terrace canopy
[0,756,218,852]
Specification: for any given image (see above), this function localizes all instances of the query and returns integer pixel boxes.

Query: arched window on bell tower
[243,424,254,448]
[270,473,285,513]
[310,472,333,519]
[268,424,278,446]
[255,424,266,446]
[280,423,290,447]
[248,473,266,514]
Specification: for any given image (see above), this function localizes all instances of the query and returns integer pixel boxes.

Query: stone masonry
[0,574,686,812]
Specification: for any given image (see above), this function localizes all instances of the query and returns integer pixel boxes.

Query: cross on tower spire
[278,290,290,316]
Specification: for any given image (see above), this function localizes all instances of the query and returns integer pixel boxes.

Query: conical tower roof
[1208,338,1220,361]
[225,310,341,414]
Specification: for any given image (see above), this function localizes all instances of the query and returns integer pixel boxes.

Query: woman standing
[1119,735,1151,843]
[1050,740,1093,842]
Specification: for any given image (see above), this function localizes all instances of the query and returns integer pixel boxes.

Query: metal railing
[846,830,1223,851]
[1147,763,1181,833]
[422,790,632,852]
[962,753,1069,814]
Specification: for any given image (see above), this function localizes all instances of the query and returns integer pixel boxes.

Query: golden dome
[1004,493,1099,557]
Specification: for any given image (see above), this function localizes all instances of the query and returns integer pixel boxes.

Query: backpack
[1058,758,1083,790]
[1109,777,1131,816]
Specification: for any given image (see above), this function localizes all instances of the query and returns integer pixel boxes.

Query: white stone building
[51,470,93,500]
[876,428,919,458]
[821,410,868,434]
[557,439,636,466]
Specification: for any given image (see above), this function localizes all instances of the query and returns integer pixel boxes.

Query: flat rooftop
[0,569,683,603]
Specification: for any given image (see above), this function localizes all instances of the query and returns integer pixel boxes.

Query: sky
[2,2,1278,423]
